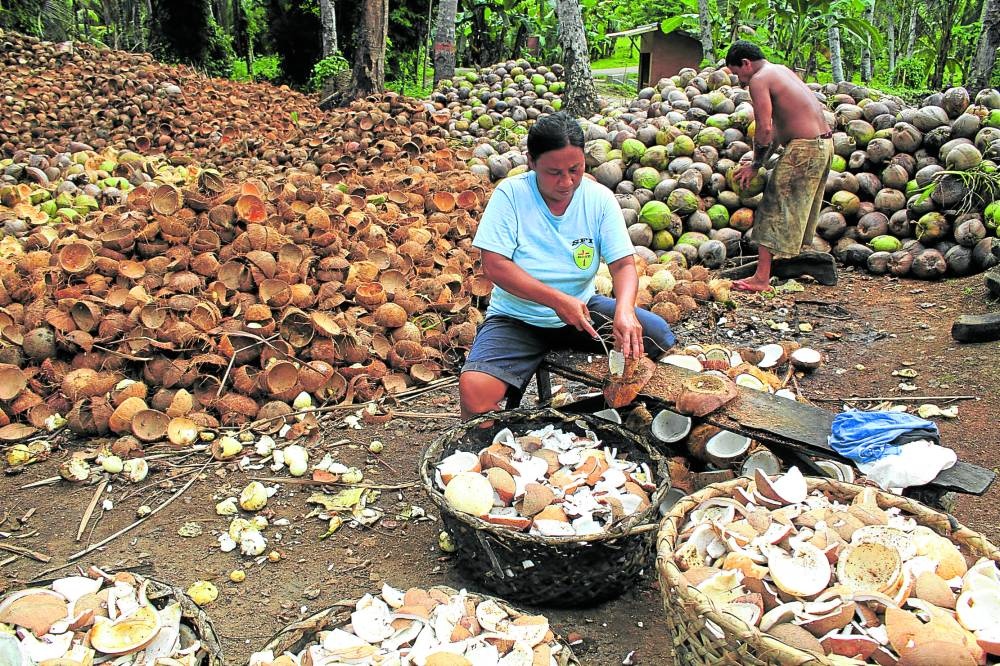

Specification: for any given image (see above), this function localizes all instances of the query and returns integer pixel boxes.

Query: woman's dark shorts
[461,295,676,392]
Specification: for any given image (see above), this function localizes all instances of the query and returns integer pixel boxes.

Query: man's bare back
[750,63,828,144]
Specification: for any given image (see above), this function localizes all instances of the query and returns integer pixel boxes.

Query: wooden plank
[951,312,1000,343]
[541,351,995,496]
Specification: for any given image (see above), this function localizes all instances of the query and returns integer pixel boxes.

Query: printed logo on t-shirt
[571,238,594,270]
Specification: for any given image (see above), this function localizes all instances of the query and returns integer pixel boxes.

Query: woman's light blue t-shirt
[472,171,634,328]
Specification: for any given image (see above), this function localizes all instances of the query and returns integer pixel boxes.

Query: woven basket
[256,584,581,665]
[656,476,1000,666]
[15,572,223,666]
[420,407,670,607]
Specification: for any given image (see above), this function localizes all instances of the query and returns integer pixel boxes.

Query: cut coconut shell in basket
[673,374,739,417]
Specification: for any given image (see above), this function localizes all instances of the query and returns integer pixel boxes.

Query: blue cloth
[473,171,634,328]
[828,410,939,464]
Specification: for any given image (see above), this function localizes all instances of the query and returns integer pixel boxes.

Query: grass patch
[591,39,639,70]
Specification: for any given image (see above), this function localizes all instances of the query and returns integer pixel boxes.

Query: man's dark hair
[527,111,585,160]
[725,40,765,67]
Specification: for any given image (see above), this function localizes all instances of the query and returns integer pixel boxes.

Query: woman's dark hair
[725,40,765,66]
[527,112,585,160]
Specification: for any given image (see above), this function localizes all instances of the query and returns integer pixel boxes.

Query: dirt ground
[1,266,998,666]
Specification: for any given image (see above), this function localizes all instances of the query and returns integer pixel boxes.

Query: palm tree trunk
[930,0,958,89]
[696,0,715,63]
[860,2,875,81]
[887,10,896,73]
[971,0,1000,92]
[350,0,388,98]
[828,25,845,83]
[320,0,338,57]
[554,0,600,117]
[906,0,917,59]
[433,0,458,83]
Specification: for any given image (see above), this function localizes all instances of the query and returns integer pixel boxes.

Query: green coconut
[869,235,902,252]
[676,231,710,248]
[830,190,861,217]
[659,250,688,268]
[666,188,699,216]
[638,200,673,231]
[695,127,725,150]
[707,204,730,229]
[726,166,766,198]
[846,119,876,147]
[915,212,951,243]
[651,230,675,251]
[830,154,847,172]
[632,167,662,191]
[640,145,669,170]
[621,138,646,163]
[672,135,695,157]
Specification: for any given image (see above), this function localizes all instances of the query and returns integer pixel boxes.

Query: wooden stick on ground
[811,395,976,403]
[0,542,51,562]
[77,476,109,541]
[68,460,211,561]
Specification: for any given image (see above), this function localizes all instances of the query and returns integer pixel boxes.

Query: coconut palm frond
[41,0,74,40]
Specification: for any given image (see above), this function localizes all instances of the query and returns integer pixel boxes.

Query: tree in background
[350,0,388,98]
[696,0,715,64]
[554,0,600,117]
[828,23,845,82]
[320,0,338,56]
[264,0,321,85]
[433,0,459,83]
[149,0,233,77]
[972,0,1000,91]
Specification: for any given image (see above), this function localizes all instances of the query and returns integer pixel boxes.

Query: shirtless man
[726,40,834,292]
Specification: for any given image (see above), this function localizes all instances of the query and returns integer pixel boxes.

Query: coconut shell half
[673,374,739,417]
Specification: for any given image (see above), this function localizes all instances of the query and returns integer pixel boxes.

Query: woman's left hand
[613,309,644,358]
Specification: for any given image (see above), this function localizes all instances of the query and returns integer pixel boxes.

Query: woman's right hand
[553,293,599,339]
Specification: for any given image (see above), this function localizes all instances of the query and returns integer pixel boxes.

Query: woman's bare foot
[734,277,773,292]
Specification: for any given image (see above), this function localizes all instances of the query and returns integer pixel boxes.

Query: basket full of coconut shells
[0,567,224,666]
[655,467,1000,665]
[248,583,580,665]
[420,408,670,607]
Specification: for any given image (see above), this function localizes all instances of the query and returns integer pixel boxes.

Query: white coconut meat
[790,347,823,370]
[650,410,692,443]
[740,449,782,478]
[705,431,751,465]
[661,354,704,373]
[50,576,102,605]
[734,373,767,391]
[756,344,785,369]
[349,595,393,643]
[592,408,622,424]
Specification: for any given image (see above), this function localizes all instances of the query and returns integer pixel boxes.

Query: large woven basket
[16,572,223,666]
[656,476,1000,665]
[256,584,581,665]
[420,407,670,607]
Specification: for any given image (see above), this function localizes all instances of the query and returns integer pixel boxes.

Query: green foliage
[385,49,434,98]
[590,40,639,70]
[309,52,349,91]
[232,54,283,82]
[0,0,46,36]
